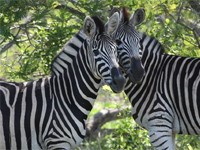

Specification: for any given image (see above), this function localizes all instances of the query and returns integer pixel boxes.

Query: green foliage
[135,0,200,57]
[100,115,152,150]
[176,134,200,150]
[0,0,135,81]
[0,0,82,81]
[88,86,128,119]
[80,121,152,150]
[1,0,200,81]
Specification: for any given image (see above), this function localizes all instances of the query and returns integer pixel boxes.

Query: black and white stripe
[125,33,200,150]
[0,15,125,150]
[111,7,200,150]
[108,7,145,83]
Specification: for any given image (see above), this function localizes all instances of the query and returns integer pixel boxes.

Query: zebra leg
[148,129,175,150]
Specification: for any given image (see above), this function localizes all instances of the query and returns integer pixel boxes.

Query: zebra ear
[130,8,145,26]
[83,16,96,37]
[106,12,119,35]
[109,6,120,18]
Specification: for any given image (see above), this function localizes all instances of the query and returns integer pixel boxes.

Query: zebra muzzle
[127,57,145,83]
[110,67,126,93]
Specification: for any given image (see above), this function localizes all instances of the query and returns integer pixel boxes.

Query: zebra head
[107,7,146,84]
[82,14,126,93]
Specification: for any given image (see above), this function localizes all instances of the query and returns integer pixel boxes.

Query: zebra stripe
[0,15,125,149]
[125,33,200,149]
[110,7,200,150]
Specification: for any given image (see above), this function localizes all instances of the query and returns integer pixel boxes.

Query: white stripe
[0,110,6,150]
[59,53,73,64]
[52,61,64,76]
[38,78,48,149]
[31,81,39,149]
[9,87,17,150]
[20,86,28,149]
[42,95,54,146]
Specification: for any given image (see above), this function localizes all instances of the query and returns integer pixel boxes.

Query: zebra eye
[93,49,99,55]
[116,40,122,45]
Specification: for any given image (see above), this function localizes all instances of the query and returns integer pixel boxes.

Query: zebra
[0,14,126,150]
[106,7,145,84]
[109,7,200,150]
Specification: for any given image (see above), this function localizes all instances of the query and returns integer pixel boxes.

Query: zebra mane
[140,33,165,55]
[91,16,105,35]
[122,6,130,24]
[50,16,105,76]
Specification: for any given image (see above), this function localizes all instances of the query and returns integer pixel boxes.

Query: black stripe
[24,81,33,149]
[14,83,24,149]
[76,33,85,43]
[42,78,52,136]
[35,79,43,148]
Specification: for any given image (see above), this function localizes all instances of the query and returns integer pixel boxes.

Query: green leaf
[166,18,170,24]
[170,4,176,10]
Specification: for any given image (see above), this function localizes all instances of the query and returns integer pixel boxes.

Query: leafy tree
[0,0,123,80]
[1,0,200,81]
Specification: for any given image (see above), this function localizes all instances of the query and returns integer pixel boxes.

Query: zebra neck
[124,34,165,104]
[140,33,164,56]
[50,31,101,117]
[51,30,87,75]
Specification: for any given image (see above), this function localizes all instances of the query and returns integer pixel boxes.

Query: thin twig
[24,29,36,48]
[183,0,200,15]
[0,20,32,54]
[18,45,31,68]
[177,0,183,22]
[176,20,193,30]
[54,4,85,17]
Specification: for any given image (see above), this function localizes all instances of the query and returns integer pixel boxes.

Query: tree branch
[86,106,131,138]
[54,4,85,17]
[0,19,32,54]
[193,27,200,48]
[0,40,15,54]
[159,0,200,48]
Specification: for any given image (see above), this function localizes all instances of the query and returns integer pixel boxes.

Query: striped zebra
[109,7,200,149]
[0,14,126,150]
[107,7,145,84]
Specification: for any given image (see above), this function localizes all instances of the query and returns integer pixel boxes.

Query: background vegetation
[1,0,200,149]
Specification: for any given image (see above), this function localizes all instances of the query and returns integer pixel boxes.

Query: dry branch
[85,106,131,138]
